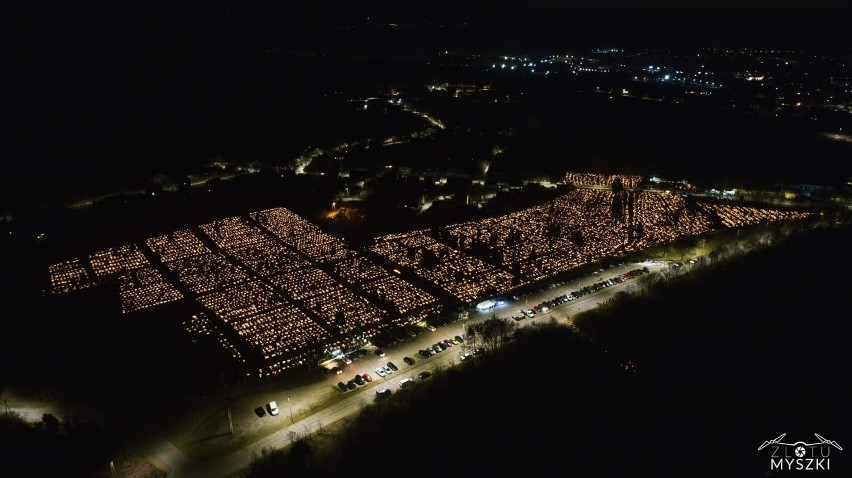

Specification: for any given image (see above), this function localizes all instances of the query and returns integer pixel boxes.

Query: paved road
[153,261,668,477]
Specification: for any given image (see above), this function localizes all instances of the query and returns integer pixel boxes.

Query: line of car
[340,350,444,395]
[512,268,650,320]
[338,369,377,391]
[419,335,464,357]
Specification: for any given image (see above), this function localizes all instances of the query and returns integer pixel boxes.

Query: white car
[375,367,387,377]
[426,325,437,331]
[267,401,279,416]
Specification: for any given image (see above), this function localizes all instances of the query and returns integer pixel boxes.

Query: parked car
[418,371,432,380]
[254,406,266,417]
[375,367,387,377]
[432,344,442,353]
[403,356,415,365]
[362,373,373,382]
[399,378,415,388]
[376,388,392,399]
[387,361,399,372]
[346,381,357,390]
[338,381,348,392]
[353,374,365,386]
[330,366,343,375]
[374,348,386,358]
[267,401,279,416]
[454,335,464,343]
[426,325,437,331]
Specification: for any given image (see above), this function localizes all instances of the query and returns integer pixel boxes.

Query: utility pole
[286,393,294,423]
[227,408,234,434]
[461,310,469,352]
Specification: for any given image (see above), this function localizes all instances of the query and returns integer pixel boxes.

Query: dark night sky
[2,1,850,208]
[5,1,851,54]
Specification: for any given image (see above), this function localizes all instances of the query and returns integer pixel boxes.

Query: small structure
[476,299,496,311]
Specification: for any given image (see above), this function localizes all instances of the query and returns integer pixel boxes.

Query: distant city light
[664,74,670,80]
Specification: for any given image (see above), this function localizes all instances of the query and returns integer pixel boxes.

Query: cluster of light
[443,189,808,284]
[199,216,270,250]
[197,280,286,321]
[47,205,445,376]
[252,208,354,262]
[392,304,443,327]
[698,203,812,228]
[564,172,644,189]
[252,207,322,238]
[184,312,213,336]
[445,189,632,281]
[301,287,386,334]
[185,312,245,362]
[145,230,210,262]
[167,253,250,294]
[360,274,437,315]
[215,328,245,362]
[268,267,341,301]
[284,236,353,263]
[118,267,183,313]
[332,256,438,315]
[48,258,94,293]
[49,195,812,376]
[626,193,713,250]
[333,256,389,284]
[89,243,149,277]
[229,305,330,359]
[228,240,311,277]
[369,232,518,302]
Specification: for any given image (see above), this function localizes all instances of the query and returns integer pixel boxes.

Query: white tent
[476,299,496,311]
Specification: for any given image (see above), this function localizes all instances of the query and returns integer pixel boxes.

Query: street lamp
[285,393,294,423]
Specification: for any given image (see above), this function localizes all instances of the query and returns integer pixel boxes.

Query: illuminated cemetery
[47,177,813,376]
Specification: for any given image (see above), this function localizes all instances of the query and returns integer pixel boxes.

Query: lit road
[153,261,667,477]
[7,406,53,423]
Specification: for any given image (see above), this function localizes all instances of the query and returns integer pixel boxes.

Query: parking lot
[302,261,666,398]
